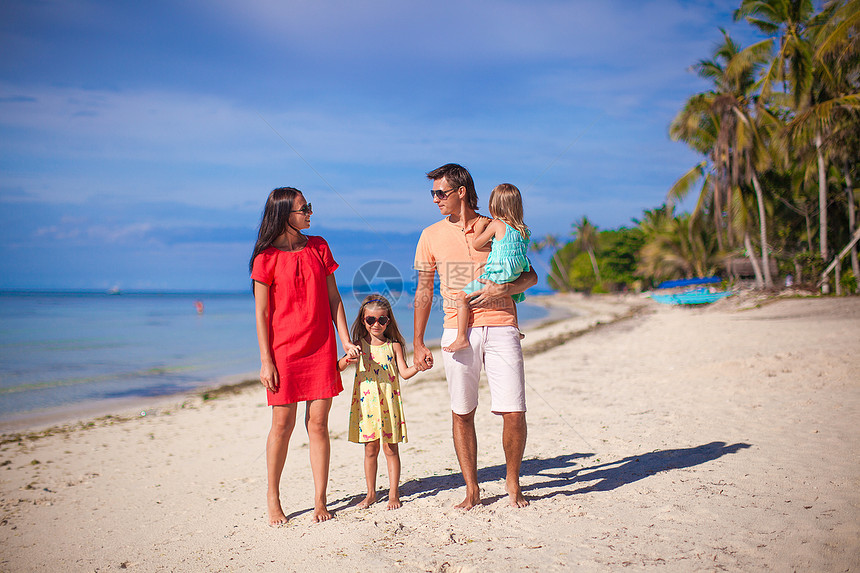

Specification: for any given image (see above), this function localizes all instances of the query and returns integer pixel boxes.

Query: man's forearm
[414,296,432,345]
[413,284,433,345]
[506,268,538,296]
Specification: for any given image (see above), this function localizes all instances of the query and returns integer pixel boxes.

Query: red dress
[251,236,343,405]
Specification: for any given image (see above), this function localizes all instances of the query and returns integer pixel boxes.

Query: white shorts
[440,326,526,415]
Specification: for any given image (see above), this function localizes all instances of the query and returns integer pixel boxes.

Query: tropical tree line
[538,0,859,294]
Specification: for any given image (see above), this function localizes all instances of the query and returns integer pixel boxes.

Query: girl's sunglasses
[364,315,390,327]
[291,203,313,214]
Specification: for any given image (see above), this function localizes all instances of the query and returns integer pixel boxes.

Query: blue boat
[649,277,733,305]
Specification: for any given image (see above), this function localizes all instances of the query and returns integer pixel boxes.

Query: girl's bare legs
[305,398,334,522]
[359,440,380,508]
[266,404,298,526]
[443,291,472,353]
[382,442,402,509]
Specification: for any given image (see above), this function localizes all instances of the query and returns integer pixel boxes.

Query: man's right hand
[413,343,434,371]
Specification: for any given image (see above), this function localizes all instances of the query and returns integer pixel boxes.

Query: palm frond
[725,39,775,85]
[814,0,860,60]
[667,162,708,206]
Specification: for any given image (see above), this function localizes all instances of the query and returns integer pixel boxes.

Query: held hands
[338,353,359,371]
[413,343,434,372]
[343,340,361,359]
[337,340,361,372]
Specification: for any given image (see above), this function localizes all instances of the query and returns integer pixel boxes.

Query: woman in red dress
[250,187,359,525]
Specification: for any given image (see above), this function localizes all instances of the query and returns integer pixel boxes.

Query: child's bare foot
[267,492,288,526]
[357,492,376,509]
[387,496,402,510]
[313,503,333,522]
[443,337,470,353]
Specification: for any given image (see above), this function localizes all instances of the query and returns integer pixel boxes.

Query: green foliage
[567,252,599,293]
[840,268,857,293]
[545,226,644,292]
[793,251,825,284]
[547,242,574,291]
[597,227,646,287]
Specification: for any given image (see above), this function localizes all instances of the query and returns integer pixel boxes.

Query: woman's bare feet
[267,491,288,526]
[443,337,470,353]
[357,492,377,509]
[313,503,333,522]
[387,496,402,510]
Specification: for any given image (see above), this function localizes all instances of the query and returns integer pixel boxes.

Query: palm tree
[734,0,816,101]
[806,1,860,288]
[669,96,725,250]
[738,100,782,287]
[737,0,860,290]
[812,0,860,66]
[637,209,723,285]
[670,30,775,286]
[530,234,570,291]
[729,184,769,286]
[572,217,602,286]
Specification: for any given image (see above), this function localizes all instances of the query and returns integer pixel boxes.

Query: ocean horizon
[0,287,555,423]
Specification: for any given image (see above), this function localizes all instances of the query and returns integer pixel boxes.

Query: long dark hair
[349,294,406,348]
[249,187,303,280]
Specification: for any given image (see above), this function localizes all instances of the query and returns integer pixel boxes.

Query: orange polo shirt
[414,215,518,329]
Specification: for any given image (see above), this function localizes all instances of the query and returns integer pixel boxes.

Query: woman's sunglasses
[291,203,313,214]
[364,315,390,327]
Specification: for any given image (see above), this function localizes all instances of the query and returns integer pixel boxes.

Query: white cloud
[199,0,727,65]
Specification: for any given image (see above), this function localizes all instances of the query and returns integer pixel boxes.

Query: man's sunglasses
[364,315,390,326]
[430,188,456,200]
[292,203,313,214]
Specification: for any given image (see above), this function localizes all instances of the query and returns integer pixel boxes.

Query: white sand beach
[1,293,858,571]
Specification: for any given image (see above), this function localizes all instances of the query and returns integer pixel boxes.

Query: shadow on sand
[303,441,750,517]
[521,441,751,500]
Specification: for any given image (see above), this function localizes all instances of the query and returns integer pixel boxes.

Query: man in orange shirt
[413,163,537,509]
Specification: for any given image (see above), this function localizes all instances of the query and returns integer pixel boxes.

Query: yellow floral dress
[348,339,407,443]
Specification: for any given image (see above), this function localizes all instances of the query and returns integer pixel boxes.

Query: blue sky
[0,0,763,291]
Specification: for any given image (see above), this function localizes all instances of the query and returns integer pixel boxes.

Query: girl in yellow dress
[338,294,418,509]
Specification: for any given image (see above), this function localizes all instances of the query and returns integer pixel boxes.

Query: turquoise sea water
[0,290,549,420]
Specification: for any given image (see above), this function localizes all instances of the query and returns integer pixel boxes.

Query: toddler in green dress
[443,183,531,353]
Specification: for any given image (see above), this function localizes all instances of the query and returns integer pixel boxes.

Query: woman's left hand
[343,340,361,358]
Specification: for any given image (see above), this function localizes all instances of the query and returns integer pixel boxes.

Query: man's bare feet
[357,492,376,509]
[454,490,481,510]
[387,496,402,510]
[443,337,470,353]
[267,492,288,526]
[312,503,333,522]
[506,484,529,508]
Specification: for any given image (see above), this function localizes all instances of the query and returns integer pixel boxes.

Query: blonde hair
[349,294,406,348]
[489,183,529,240]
